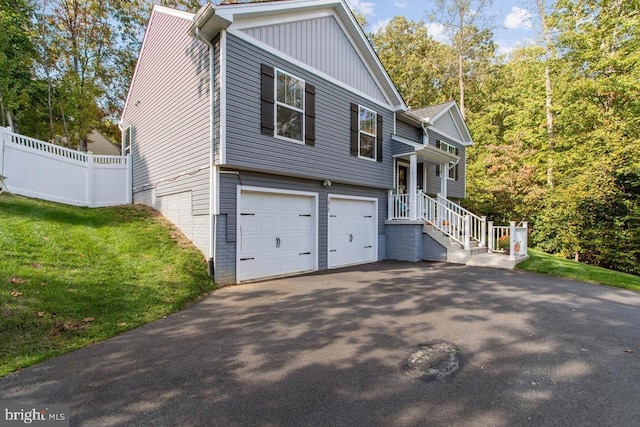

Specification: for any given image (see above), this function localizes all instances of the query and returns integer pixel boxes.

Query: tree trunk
[47,74,55,141]
[538,0,556,188]
[458,51,465,119]
[61,106,71,148]
[544,64,554,187]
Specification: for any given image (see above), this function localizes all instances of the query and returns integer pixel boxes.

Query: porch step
[465,252,518,270]
[423,224,488,265]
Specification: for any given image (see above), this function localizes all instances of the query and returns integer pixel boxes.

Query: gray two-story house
[120,0,485,285]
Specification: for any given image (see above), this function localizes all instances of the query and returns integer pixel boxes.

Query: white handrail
[436,194,486,247]
[420,191,468,247]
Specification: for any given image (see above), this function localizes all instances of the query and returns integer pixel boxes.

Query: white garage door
[328,196,377,269]
[237,189,316,282]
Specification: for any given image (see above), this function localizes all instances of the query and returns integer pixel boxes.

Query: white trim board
[220,30,228,164]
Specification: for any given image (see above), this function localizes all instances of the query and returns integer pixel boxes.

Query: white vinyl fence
[0,126,131,207]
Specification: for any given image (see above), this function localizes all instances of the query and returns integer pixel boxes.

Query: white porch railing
[389,190,484,250]
[488,221,528,261]
[388,190,532,260]
[436,194,486,247]
[1,127,131,207]
[421,191,468,247]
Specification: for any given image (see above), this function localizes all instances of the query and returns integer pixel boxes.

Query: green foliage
[0,194,215,376]
[371,16,456,107]
[0,0,37,128]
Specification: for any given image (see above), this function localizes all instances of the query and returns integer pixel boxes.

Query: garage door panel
[328,198,377,269]
[238,190,316,282]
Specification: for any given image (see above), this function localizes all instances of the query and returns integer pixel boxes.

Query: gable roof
[409,101,456,123]
[189,0,407,110]
[403,101,473,146]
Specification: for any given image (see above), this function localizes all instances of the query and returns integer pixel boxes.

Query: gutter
[195,27,217,278]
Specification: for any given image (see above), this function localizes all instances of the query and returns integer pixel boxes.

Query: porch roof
[391,134,459,164]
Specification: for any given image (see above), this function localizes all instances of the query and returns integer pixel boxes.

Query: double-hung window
[275,69,304,143]
[358,105,377,160]
[436,140,459,180]
[350,103,382,162]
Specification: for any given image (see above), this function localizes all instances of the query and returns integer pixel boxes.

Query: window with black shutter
[261,64,315,146]
[350,104,380,161]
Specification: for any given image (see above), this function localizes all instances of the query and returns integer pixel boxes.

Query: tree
[0,0,37,131]
[371,17,456,108]
[536,0,558,188]
[429,0,495,118]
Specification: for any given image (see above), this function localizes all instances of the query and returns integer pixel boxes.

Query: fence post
[480,216,487,248]
[522,221,528,258]
[87,153,94,207]
[127,153,133,204]
[487,221,494,252]
[509,221,516,260]
[463,215,471,250]
[0,126,9,178]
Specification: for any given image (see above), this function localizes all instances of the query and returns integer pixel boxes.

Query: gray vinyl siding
[121,11,211,215]
[434,112,462,140]
[225,34,394,190]
[395,119,422,142]
[422,234,447,262]
[216,170,387,282]
[424,129,466,199]
[392,141,416,157]
[242,16,387,104]
[213,34,221,164]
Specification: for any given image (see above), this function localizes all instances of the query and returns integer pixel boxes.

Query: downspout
[420,118,430,146]
[195,28,217,278]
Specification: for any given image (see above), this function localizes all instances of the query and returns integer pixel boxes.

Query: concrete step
[465,252,517,270]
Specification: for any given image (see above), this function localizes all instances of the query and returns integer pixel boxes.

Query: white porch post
[409,153,417,220]
[480,216,487,248]
[387,190,394,220]
[440,163,448,199]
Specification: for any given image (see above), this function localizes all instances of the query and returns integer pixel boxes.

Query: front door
[396,161,409,194]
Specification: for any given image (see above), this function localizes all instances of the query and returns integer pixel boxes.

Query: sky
[345,0,540,57]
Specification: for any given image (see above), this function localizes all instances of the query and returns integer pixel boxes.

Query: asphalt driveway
[1,261,639,426]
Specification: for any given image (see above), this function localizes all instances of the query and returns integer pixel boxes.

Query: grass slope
[0,194,215,376]
[517,248,640,292]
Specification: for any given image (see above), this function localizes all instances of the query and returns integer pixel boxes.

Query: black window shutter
[455,147,459,156]
[435,140,441,149]
[376,113,383,162]
[350,103,358,156]
[455,164,459,181]
[261,64,275,135]
[435,165,441,177]
[305,84,315,146]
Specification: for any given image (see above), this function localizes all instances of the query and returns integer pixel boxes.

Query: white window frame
[439,140,457,180]
[274,68,305,144]
[122,125,131,156]
[358,105,377,162]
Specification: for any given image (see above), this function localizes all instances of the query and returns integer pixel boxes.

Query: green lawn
[0,194,215,377]
[517,248,640,292]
